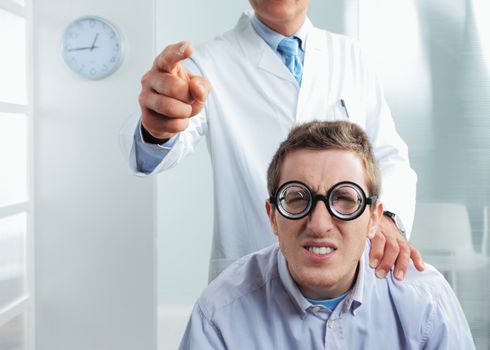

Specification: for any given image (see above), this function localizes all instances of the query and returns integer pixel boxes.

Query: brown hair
[267,120,381,199]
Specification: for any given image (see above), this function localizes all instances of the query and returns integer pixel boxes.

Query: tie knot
[277,37,300,56]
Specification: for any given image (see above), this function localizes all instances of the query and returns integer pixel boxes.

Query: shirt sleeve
[133,121,179,174]
[422,281,476,350]
[179,303,227,350]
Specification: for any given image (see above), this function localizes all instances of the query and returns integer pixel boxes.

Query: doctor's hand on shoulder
[370,215,425,281]
[138,41,211,144]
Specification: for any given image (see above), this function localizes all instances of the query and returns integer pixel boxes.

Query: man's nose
[306,199,335,235]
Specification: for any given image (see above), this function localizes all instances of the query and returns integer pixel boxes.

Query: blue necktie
[277,37,303,85]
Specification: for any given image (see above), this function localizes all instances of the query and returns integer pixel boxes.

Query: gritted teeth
[306,246,335,255]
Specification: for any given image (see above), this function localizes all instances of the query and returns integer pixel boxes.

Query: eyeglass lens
[280,184,311,216]
[330,186,362,215]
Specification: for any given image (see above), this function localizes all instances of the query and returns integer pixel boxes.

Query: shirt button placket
[325,318,343,350]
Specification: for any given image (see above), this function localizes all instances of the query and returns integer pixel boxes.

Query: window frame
[0,0,34,349]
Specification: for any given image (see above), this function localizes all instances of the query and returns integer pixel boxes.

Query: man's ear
[265,200,278,237]
[367,201,383,239]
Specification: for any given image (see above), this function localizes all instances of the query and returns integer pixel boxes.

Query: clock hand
[68,46,99,51]
[90,33,99,51]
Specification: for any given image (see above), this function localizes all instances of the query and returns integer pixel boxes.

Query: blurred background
[0,0,489,349]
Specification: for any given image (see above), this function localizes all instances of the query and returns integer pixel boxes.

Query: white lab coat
[120,11,417,279]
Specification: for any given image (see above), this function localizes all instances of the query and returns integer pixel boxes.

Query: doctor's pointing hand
[139,41,211,143]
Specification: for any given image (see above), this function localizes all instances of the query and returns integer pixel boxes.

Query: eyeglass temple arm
[366,195,378,205]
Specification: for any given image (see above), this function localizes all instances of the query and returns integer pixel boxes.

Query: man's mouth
[304,245,337,255]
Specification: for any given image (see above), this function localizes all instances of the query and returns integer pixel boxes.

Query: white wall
[34,1,156,349]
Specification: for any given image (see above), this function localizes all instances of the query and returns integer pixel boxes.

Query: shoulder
[386,262,451,307]
[191,12,252,62]
[182,26,242,76]
[392,264,474,347]
[362,261,473,347]
[196,244,281,319]
[309,25,373,74]
[386,263,468,334]
[362,243,449,309]
[312,25,362,52]
[193,28,238,54]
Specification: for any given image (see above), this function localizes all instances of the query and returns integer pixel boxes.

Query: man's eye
[333,191,360,212]
[285,192,307,203]
[334,195,356,203]
[282,189,309,210]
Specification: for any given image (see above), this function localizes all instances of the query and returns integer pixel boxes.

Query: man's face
[266,149,382,300]
[249,0,309,34]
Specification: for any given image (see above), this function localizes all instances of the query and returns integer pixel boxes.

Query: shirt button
[312,306,321,313]
[327,320,335,328]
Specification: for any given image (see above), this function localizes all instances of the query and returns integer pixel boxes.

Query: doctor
[120,0,423,280]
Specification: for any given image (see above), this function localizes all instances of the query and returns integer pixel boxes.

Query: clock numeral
[102,64,108,72]
[110,31,115,39]
[110,56,116,63]
[78,64,85,72]
[89,19,95,28]
[90,68,97,76]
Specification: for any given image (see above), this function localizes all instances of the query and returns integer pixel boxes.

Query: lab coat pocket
[328,98,366,129]
[325,99,349,121]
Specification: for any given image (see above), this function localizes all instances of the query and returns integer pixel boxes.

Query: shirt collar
[250,12,311,52]
[277,250,311,318]
[278,241,370,317]
[341,251,365,315]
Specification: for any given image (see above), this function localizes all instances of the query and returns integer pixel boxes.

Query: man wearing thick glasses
[179,121,474,349]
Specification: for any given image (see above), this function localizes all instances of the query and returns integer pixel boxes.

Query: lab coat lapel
[296,27,330,122]
[257,51,297,84]
[235,12,297,84]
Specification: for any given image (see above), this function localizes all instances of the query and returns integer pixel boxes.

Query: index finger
[154,41,193,73]
[410,245,425,272]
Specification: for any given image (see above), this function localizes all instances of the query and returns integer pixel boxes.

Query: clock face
[62,16,123,80]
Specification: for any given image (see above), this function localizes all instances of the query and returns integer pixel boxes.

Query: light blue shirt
[134,14,309,174]
[179,242,475,350]
[250,14,307,66]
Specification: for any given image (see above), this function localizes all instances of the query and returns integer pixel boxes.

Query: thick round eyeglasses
[269,181,377,221]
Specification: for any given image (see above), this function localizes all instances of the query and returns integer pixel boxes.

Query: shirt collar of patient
[306,290,350,311]
[250,12,311,52]
[277,247,365,318]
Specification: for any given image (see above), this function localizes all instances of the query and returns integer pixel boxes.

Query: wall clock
[61,16,123,80]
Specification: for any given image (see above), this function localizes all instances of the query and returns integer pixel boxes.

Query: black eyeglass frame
[269,180,378,221]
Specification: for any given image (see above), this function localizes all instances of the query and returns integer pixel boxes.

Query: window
[359,0,490,348]
[0,1,33,349]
